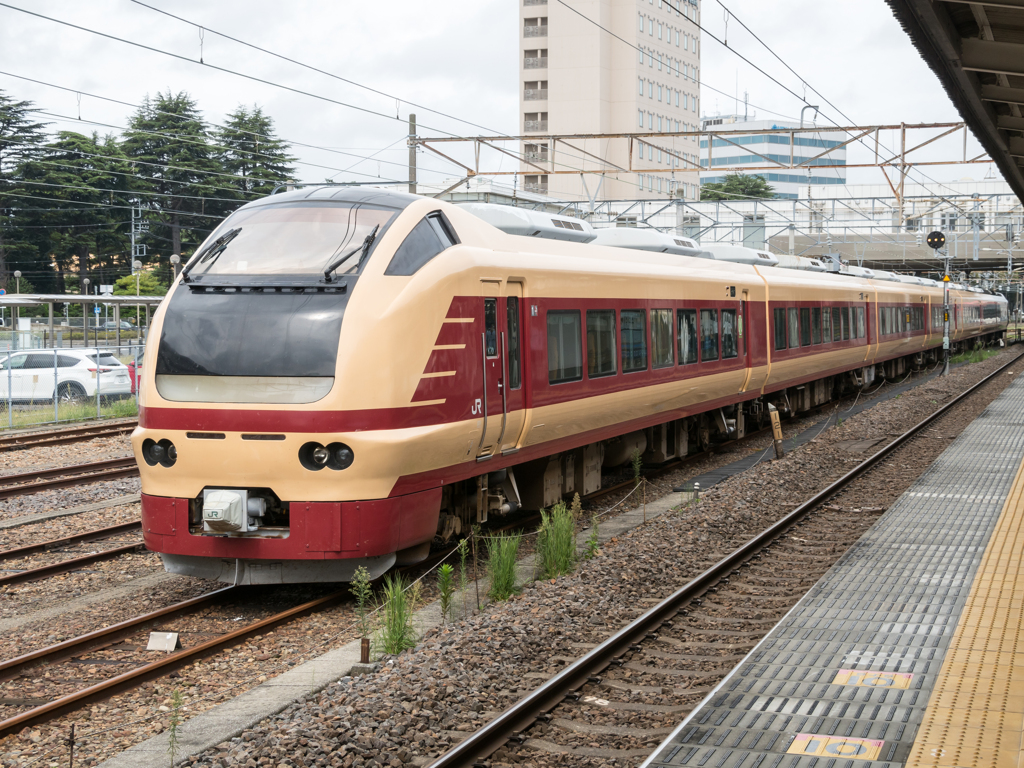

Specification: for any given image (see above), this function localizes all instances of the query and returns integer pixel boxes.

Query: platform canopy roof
[887,0,1024,205]
[0,293,166,308]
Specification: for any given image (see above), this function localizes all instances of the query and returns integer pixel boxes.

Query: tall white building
[698,114,849,199]
[519,0,703,201]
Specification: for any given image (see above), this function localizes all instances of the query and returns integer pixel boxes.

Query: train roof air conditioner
[590,227,706,257]
[458,203,597,243]
[701,244,780,267]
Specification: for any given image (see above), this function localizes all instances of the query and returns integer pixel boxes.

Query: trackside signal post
[927,231,950,375]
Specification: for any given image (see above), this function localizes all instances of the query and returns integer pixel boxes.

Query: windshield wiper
[181,227,243,284]
[323,224,379,283]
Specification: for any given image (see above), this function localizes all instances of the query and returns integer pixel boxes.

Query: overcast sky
[0,0,1001,196]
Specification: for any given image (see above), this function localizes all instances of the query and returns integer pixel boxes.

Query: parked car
[127,351,144,395]
[102,320,138,331]
[0,348,133,403]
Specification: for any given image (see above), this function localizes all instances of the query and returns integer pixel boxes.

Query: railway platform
[642,371,1024,768]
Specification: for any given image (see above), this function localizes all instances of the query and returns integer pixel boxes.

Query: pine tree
[215,105,296,198]
[0,89,48,292]
[12,131,132,295]
[121,91,237,259]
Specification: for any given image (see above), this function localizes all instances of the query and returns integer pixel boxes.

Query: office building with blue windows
[699,114,848,199]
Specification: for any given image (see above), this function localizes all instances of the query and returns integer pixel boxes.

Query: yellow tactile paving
[907,455,1024,768]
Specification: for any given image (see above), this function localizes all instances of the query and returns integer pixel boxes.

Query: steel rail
[0,420,137,452]
[0,587,237,682]
[0,457,139,499]
[426,349,1024,767]
[0,588,347,737]
[0,521,141,561]
[0,541,146,586]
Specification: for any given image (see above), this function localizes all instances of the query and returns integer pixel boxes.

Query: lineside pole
[942,250,951,376]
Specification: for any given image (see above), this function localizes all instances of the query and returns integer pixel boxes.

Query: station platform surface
[642,372,1024,768]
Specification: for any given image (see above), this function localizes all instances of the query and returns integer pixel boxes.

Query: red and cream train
[134,187,1007,583]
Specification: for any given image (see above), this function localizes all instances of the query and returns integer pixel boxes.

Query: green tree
[113,271,167,296]
[11,131,132,296]
[121,91,237,259]
[0,89,48,291]
[215,105,295,198]
[699,173,776,201]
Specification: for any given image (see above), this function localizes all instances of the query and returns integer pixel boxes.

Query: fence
[1,343,142,430]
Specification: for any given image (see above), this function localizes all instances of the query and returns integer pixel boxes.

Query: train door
[500,281,528,454]
[477,282,504,459]
[739,289,753,392]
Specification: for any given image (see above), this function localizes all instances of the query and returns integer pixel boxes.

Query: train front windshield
[188,202,399,277]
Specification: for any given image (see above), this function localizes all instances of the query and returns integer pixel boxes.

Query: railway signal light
[926,231,946,250]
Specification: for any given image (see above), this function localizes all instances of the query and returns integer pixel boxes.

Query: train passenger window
[822,307,831,343]
[484,299,498,357]
[842,308,851,340]
[799,308,811,347]
[831,308,842,341]
[548,311,583,384]
[678,309,698,364]
[773,308,787,351]
[700,309,719,362]
[855,307,866,339]
[385,211,460,276]
[507,297,521,389]
[787,308,799,349]
[651,309,674,368]
[811,308,822,344]
[586,310,617,378]
[621,310,648,372]
[721,310,738,359]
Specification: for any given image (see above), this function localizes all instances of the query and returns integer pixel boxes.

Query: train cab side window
[678,309,698,364]
[842,308,851,340]
[811,308,822,344]
[484,299,498,357]
[547,310,583,384]
[787,308,799,349]
[721,309,737,359]
[384,211,459,276]
[855,307,866,339]
[773,308,787,351]
[700,309,719,362]
[586,309,617,378]
[621,309,648,372]
[831,308,842,342]
[507,297,521,389]
[799,308,811,347]
[651,309,674,368]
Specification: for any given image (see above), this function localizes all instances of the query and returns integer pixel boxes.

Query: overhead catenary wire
[128,0,512,139]
[672,0,982,207]
[0,70,452,182]
[0,14,697,202]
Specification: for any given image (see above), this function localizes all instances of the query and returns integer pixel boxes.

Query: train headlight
[329,442,354,470]
[299,442,328,471]
[142,438,177,468]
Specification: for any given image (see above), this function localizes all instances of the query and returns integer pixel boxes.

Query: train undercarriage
[436,334,1005,539]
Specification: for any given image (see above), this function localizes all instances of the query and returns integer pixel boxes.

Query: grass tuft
[537,500,577,579]
[486,532,522,601]
[373,573,418,656]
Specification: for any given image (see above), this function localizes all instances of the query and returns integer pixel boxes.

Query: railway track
[0,521,144,587]
[427,349,1024,767]
[0,420,137,452]
[0,456,138,500]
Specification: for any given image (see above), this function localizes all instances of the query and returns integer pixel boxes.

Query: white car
[0,349,133,403]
